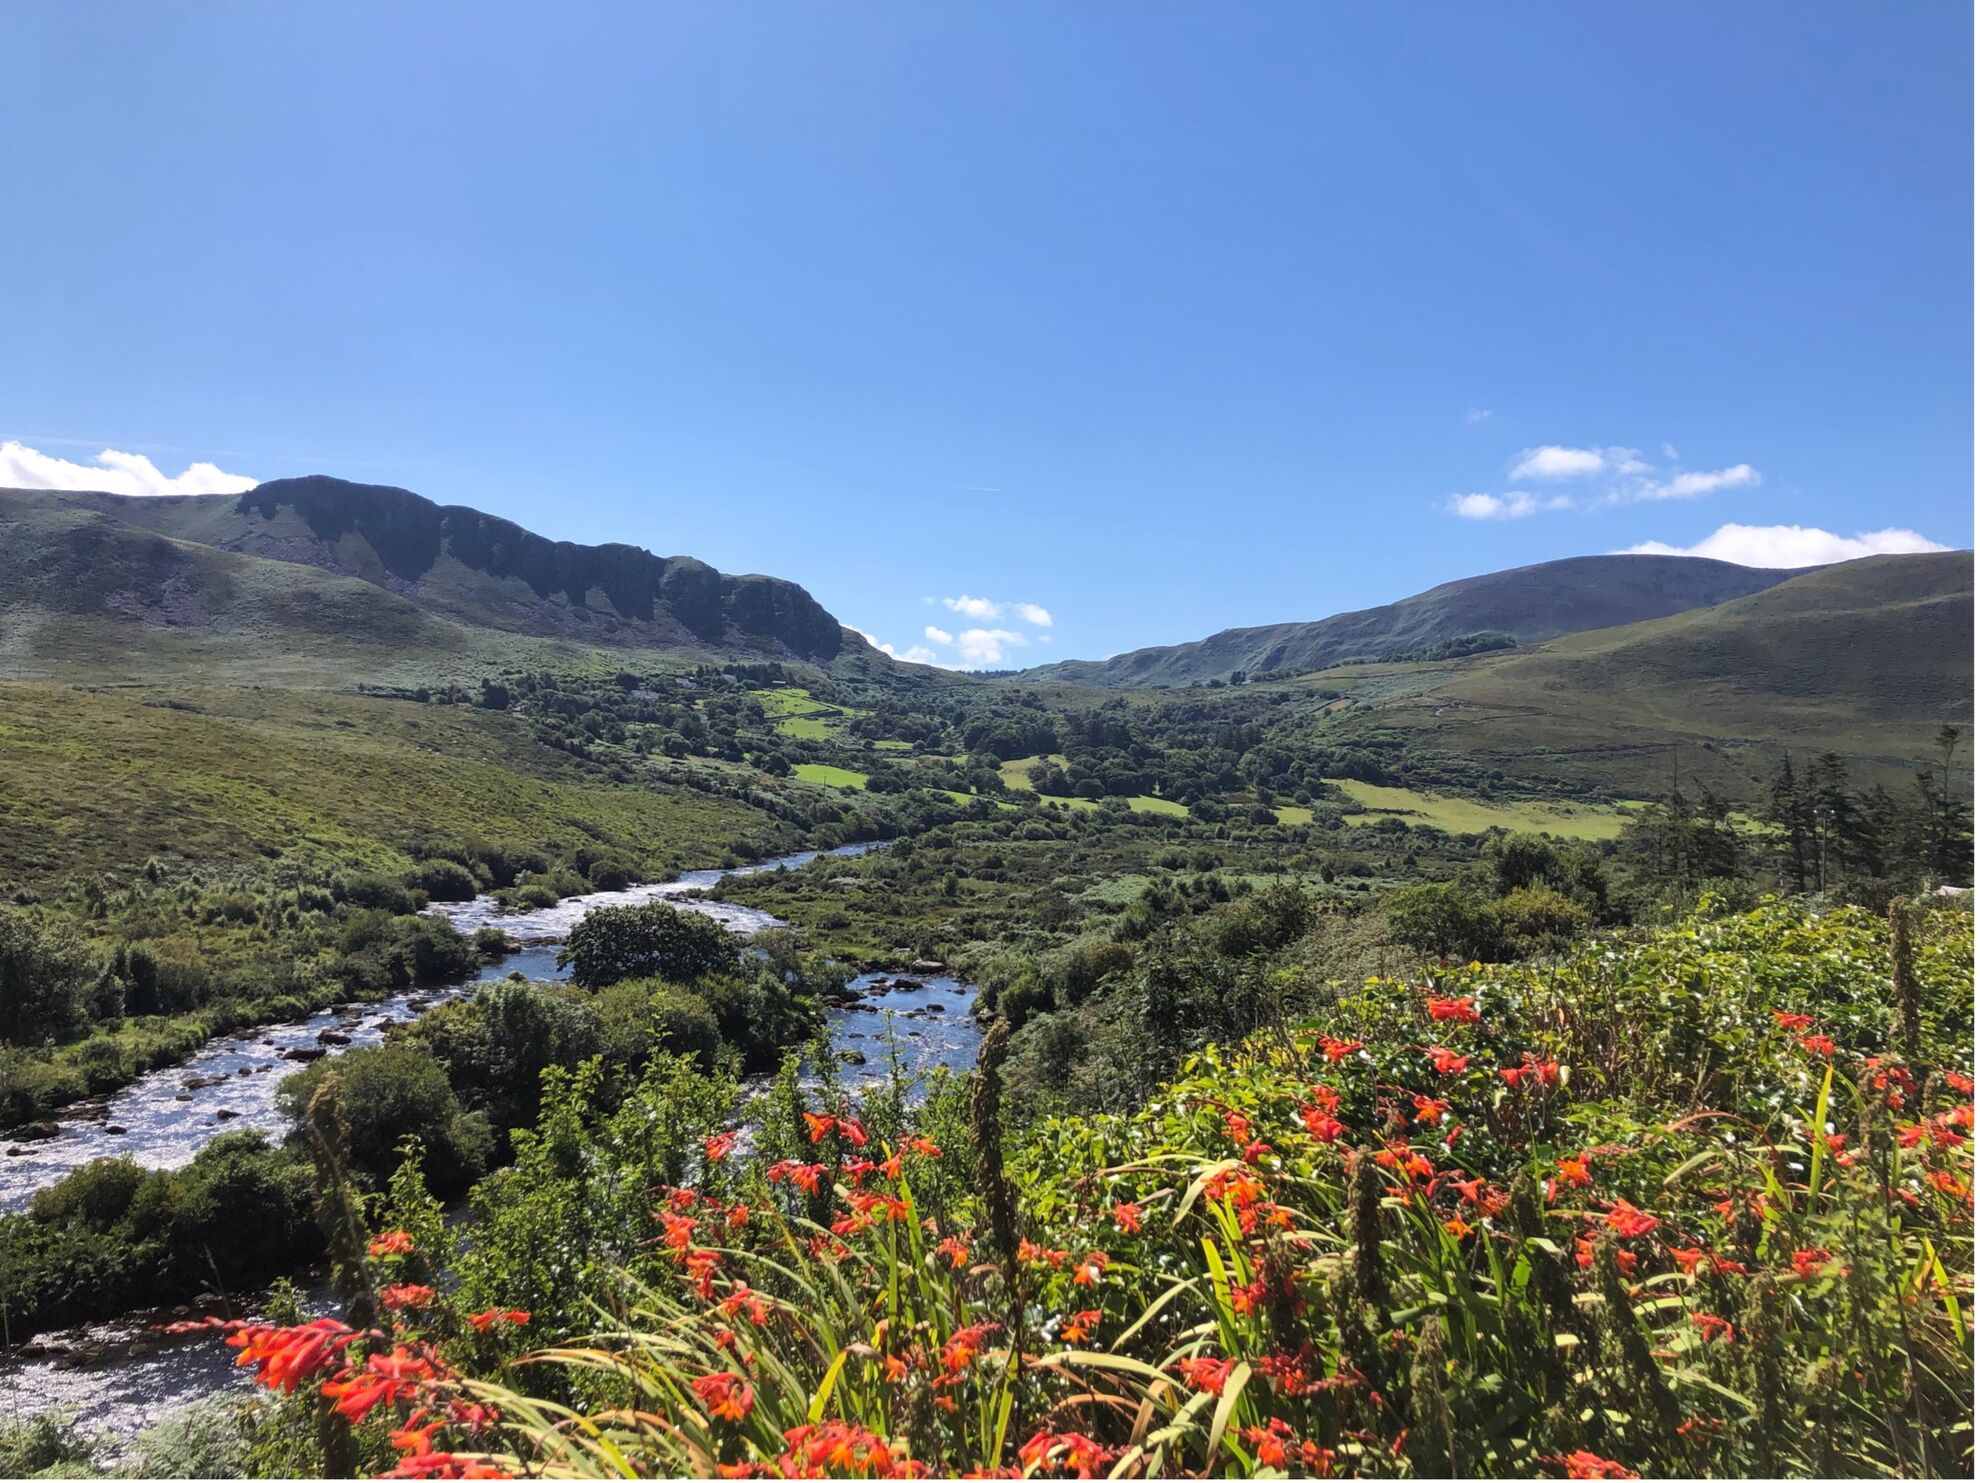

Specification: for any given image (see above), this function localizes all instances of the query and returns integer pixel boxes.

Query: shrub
[407,858,479,903]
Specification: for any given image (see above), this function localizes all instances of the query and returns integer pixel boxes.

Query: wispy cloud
[1448,439,1764,524]
[854,629,946,667]
[1,439,258,497]
[1619,523,1950,568]
[1446,491,1571,521]
[1614,463,1761,504]
[1463,407,1493,425]
[923,625,954,645]
[1012,602,1053,627]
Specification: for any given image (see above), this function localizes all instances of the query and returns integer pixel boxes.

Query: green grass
[791,762,870,790]
[1000,756,1188,816]
[1273,804,1314,825]
[1325,777,1632,840]
[0,682,767,884]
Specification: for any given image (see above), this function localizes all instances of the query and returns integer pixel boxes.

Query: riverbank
[0,841,981,1445]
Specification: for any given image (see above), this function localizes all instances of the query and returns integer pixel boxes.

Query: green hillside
[1028,553,1804,687]
[1300,550,1973,795]
[16,475,851,663]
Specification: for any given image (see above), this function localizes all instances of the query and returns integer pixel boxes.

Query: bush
[408,858,480,903]
[559,903,740,990]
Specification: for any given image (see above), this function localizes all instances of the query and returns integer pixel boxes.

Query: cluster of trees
[1624,732,1972,905]
[1383,832,1620,962]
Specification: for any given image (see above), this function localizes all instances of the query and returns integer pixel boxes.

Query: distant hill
[1025,554,1808,687]
[1305,550,1974,795]
[15,475,848,663]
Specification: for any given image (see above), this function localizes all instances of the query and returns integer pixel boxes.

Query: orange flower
[1111,1201,1143,1233]
[902,1135,942,1158]
[1691,1312,1734,1344]
[1302,1106,1347,1142]
[721,1282,771,1325]
[1019,1431,1121,1478]
[1176,1355,1237,1394]
[380,1283,437,1311]
[226,1318,355,1393]
[703,1131,738,1163]
[1773,1011,1814,1031]
[935,1233,973,1269]
[1411,1094,1450,1124]
[1059,1309,1101,1343]
[693,1371,755,1423]
[368,1230,416,1258]
[1800,1034,1836,1058]
[1423,1045,1470,1075]
[1427,995,1480,1024]
[1242,1419,1296,1468]
[1318,1036,1364,1062]
[1789,1247,1839,1280]
[1071,1251,1110,1286]
[1554,1451,1638,1479]
[803,1111,837,1143]
[466,1308,530,1332]
[1604,1199,1658,1239]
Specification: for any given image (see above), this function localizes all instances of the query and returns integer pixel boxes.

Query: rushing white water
[0,839,981,1445]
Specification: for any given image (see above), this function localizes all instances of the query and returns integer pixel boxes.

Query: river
[0,840,980,1445]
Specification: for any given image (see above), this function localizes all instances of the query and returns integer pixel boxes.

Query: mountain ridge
[1023,552,1817,686]
[14,475,848,663]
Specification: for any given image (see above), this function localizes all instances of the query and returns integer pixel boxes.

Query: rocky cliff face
[213,476,845,659]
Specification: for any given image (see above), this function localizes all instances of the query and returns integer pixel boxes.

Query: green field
[751,686,874,742]
[1000,755,1190,816]
[0,683,768,885]
[792,762,870,790]
[1326,777,1633,840]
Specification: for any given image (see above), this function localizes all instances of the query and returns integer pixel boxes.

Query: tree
[559,903,740,990]
[1915,725,1972,884]
[1385,882,1499,961]
[0,908,94,1045]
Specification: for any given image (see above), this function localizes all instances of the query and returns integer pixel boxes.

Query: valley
[0,478,1969,1480]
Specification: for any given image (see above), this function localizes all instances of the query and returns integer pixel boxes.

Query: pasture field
[1326,776,1635,840]
[791,762,870,790]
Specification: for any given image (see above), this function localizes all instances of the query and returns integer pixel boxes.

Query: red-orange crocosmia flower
[1176,1355,1237,1394]
[692,1371,755,1423]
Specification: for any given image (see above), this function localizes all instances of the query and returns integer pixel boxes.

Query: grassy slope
[0,494,743,689]
[1027,553,1802,686]
[1302,551,1974,795]
[0,684,766,884]
[1326,778,1633,839]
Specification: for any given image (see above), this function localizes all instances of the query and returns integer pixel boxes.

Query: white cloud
[1509,445,1608,480]
[923,625,954,645]
[854,629,949,667]
[1617,463,1761,503]
[1445,491,1573,521]
[1463,407,1493,425]
[957,628,1028,665]
[1619,523,1951,568]
[942,594,1003,621]
[1013,602,1053,627]
[0,439,257,497]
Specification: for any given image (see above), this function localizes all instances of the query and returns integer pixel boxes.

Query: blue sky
[2,3,1971,667]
